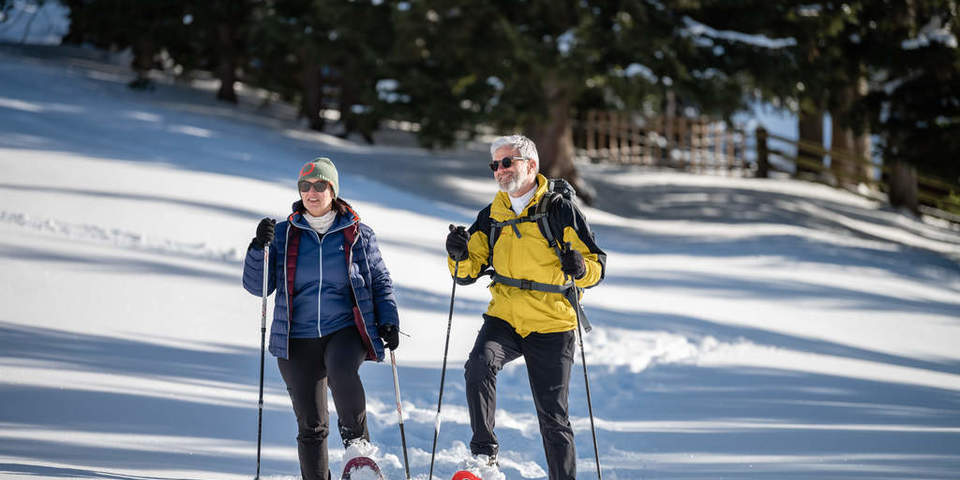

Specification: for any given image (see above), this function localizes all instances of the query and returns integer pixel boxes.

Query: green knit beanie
[298,157,339,198]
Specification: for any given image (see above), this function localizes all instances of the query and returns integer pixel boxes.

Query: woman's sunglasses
[298,180,330,193]
[489,156,525,171]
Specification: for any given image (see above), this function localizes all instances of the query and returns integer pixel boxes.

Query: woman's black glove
[378,324,399,351]
[560,248,586,279]
[446,225,470,261]
[252,217,276,249]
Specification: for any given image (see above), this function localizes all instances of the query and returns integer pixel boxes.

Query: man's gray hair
[490,135,540,170]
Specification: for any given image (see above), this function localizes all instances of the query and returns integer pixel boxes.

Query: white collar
[509,185,537,216]
[304,210,337,234]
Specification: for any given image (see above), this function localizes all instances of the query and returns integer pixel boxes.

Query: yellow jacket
[448,174,606,336]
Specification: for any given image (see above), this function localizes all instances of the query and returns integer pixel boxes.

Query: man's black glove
[252,217,276,250]
[446,224,470,261]
[378,324,399,351]
[560,247,586,279]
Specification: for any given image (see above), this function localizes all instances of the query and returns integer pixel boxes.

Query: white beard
[498,169,530,195]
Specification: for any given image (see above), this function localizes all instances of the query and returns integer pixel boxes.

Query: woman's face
[298,179,334,216]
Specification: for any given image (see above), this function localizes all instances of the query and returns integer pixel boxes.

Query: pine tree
[62,0,189,89]
[247,0,392,134]
[177,0,258,103]
[389,1,746,204]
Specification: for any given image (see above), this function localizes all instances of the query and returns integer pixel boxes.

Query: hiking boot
[458,453,505,480]
[458,453,498,471]
[343,437,378,461]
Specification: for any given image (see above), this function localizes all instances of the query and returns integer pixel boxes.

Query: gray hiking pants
[464,315,577,480]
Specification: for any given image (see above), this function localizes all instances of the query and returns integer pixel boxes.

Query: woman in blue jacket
[242,157,400,480]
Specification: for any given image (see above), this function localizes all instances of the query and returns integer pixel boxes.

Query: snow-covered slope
[1,47,959,480]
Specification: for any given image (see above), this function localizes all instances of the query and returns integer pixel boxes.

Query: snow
[0,0,70,46]
[902,16,959,50]
[681,16,798,49]
[1,46,960,480]
[457,452,505,480]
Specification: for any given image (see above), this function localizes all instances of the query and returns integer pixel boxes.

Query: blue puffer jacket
[242,202,399,361]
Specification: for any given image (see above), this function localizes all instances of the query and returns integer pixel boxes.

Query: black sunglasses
[489,156,525,171]
[298,180,330,193]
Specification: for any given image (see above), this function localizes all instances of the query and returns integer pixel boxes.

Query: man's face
[492,146,532,194]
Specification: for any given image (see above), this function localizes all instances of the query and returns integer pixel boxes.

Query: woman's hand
[378,324,399,351]
[252,218,276,249]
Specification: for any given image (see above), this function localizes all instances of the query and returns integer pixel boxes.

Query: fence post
[676,117,687,168]
[652,116,663,166]
[726,129,736,173]
[713,122,723,174]
[756,127,769,178]
[631,115,643,164]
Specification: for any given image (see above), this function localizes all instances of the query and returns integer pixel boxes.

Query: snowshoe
[340,456,384,480]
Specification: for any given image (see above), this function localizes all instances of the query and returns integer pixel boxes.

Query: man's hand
[379,324,399,351]
[560,247,586,279]
[446,224,470,261]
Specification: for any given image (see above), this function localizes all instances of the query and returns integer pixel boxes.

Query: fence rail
[760,128,959,215]
[574,110,960,221]
[574,111,748,174]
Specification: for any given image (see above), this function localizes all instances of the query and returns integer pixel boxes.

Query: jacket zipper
[282,223,291,357]
[290,216,357,339]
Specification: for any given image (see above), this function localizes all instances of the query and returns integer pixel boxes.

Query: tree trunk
[829,122,873,188]
[797,109,823,179]
[830,79,871,188]
[854,130,872,184]
[336,60,375,143]
[215,23,238,103]
[533,76,594,205]
[830,118,857,186]
[299,43,324,131]
[887,160,919,214]
[60,0,87,45]
[756,127,769,178]
[853,76,873,185]
[128,36,156,90]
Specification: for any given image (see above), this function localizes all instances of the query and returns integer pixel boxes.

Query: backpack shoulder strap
[535,190,564,261]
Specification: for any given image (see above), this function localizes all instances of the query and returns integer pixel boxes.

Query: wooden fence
[574,111,748,174]
[574,110,960,221]
[757,127,960,220]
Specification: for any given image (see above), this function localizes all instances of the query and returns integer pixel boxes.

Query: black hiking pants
[464,315,577,480]
[277,327,370,480]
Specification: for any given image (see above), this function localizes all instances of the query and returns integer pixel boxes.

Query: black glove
[446,224,470,261]
[378,324,399,351]
[560,247,586,279]
[252,217,276,249]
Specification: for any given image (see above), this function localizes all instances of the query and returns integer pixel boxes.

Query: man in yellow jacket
[445,134,606,480]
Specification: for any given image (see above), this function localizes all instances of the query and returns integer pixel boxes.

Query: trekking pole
[576,313,602,480]
[565,243,602,480]
[256,245,269,480]
[390,350,412,480]
[430,230,460,479]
